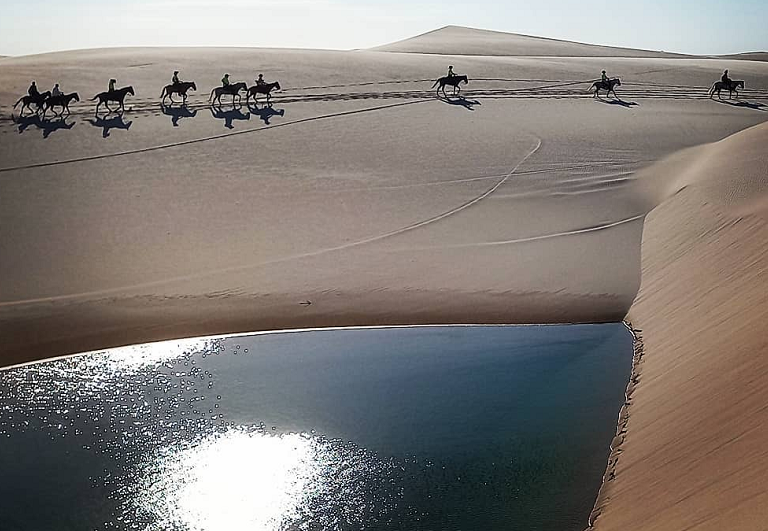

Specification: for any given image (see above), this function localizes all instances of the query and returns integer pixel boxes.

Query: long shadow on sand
[247,103,286,125]
[713,99,767,112]
[209,104,250,129]
[13,114,76,138]
[88,113,133,138]
[438,95,481,111]
[161,103,198,127]
[595,97,639,108]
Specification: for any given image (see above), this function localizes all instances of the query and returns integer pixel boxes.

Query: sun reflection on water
[128,427,400,530]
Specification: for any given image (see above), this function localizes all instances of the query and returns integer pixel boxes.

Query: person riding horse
[109,78,116,93]
[172,70,180,86]
[721,69,732,89]
[601,70,609,84]
[51,83,63,97]
[28,81,40,98]
[222,74,231,87]
[256,73,266,86]
[447,65,455,78]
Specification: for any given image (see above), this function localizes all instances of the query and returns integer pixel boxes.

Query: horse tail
[209,88,216,101]
[708,82,716,96]
[160,86,166,98]
[13,97,24,108]
[431,80,439,88]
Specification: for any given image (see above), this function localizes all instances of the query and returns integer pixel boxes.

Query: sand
[2,28,767,367]
[1,26,768,527]
[718,52,768,63]
[589,121,768,530]
[373,25,688,58]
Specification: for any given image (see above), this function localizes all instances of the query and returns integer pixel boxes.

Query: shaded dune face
[0,42,767,366]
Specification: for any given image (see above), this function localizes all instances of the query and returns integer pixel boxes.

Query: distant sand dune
[373,25,689,58]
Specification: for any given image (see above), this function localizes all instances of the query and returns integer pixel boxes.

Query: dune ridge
[373,25,689,58]
[588,121,768,530]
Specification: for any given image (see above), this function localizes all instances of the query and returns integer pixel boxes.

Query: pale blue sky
[1,0,765,56]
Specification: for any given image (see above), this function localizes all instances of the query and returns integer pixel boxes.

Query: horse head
[71,92,80,102]
[127,86,135,96]
[235,82,248,92]
[190,81,197,91]
[614,78,622,86]
[273,81,281,91]
[461,75,468,84]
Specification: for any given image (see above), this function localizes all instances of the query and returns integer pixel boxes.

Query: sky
[1,0,766,57]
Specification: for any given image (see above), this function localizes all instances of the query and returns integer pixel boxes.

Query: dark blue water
[0,324,632,531]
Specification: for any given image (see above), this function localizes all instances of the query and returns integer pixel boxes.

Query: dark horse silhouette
[161,81,197,104]
[14,114,76,138]
[209,82,248,106]
[13,91,52,116]
[161,103,197,126]
[91,86,135,114]
[88,112,133,138]
[709,80,745,99]
[246,81,281,104]
[432,75,468,97]
[591,78,622,99]
[42,92,80,117]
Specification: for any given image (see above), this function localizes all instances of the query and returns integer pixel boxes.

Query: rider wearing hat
[601,70,609,84]
[256,73,266,86]
[447,65,456,78]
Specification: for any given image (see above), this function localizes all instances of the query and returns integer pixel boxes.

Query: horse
[42,92,80,117]
[91,86,135,114]
[709,80,745,99]
[432,75,468,97]
[591,78,622,99]
[246,81,281,104]
[13,91,52,116]
[209,82,248,105]
[161,81,197,104]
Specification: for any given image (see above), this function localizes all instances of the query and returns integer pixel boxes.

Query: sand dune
[718,52,768,62]
[589,121,768,530]
[1,46,767,367]
[373,26,688,58]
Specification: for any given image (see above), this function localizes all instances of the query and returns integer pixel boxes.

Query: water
[0,324,632,531]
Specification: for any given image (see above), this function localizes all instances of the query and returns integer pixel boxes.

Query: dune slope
[590,122,768,530]
[373,26,688,58]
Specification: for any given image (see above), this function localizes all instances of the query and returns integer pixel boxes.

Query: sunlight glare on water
[137,429,323,530]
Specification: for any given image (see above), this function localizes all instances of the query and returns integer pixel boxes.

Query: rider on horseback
[28,81,40,98]
[51,83,63,97]
[721,69,732,88]
[109,79,116,93]
[256,73,266,86]
[172,70,180,86]
[221,74,230,88]
[601,70,609,84]
[447,65,456,78]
